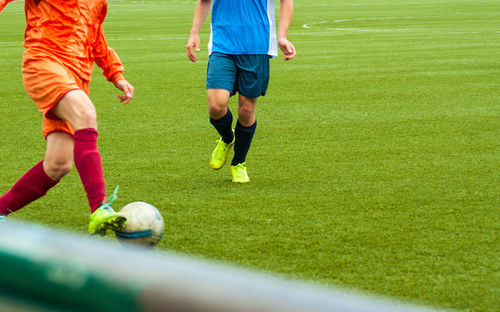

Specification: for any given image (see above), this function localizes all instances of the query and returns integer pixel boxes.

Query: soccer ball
[115,202,164,247]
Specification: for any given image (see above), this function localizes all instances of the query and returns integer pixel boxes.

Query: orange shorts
[22,52,90,138]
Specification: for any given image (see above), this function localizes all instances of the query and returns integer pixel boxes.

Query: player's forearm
[190,0,212,35]
[92,22,125,84]
[278,0,294,39]
[95,47,124,84]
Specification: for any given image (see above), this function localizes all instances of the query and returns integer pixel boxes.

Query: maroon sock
[0,161,58,216]
[74,128,106,213]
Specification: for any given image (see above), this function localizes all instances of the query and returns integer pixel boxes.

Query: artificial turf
[0,0,498,311]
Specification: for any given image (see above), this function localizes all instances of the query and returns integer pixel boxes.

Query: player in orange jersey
[0,0,134,235]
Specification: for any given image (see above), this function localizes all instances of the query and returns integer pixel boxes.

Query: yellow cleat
[88,204,126,236]
[230,162,250,183]
[88,186,126,236]
[209,134,235,170]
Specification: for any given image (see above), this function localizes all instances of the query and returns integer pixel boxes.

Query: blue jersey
[208,0,278,57]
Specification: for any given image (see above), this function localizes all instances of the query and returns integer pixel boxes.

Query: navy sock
[232,120,256,166]
[210,110,234,144]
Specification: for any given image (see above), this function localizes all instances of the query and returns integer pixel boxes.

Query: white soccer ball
[115,201,164,247]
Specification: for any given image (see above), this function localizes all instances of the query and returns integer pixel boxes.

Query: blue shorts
[207,52,271,98]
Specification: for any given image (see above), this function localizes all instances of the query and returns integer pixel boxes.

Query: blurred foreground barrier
[0,221,442,312]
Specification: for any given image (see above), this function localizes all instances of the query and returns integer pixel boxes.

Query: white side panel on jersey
[267,0,278,57]
[208,23,213,55]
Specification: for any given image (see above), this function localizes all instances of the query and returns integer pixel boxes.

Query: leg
[206,53,238,170]
[32,62,106,209]
[206,52,236,123]
[53,90,105,213]
[208,89,236,170]
[236,94,257,127]
[53,89,97,131]
[229,54,270,183]
[54,90,125,234]
[229,95,257,183]
[208,88,234,144]
[44,132,74,181]
[0,132,73,216]
[20,58,123,233]
[232,95,257,166]
[208,88,230,121]
[208,86,234,139]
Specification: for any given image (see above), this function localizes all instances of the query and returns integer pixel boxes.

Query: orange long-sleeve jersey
[0,0,124,84]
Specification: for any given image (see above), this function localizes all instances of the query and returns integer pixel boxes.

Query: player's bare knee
[54,164,72,180]
[238,105,254,119]
[208,102,227,119]
[45,159,72,180]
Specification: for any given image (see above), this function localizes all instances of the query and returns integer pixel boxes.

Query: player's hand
[278,37,296,61]
[186,33,200,63]
[115,79,134,105]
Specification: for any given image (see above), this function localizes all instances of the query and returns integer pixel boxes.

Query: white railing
[0,221,442,312]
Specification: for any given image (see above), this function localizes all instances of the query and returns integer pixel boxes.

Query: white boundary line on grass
[301,17,487,34]
[291,29,482,35]
[303,16,419,28]
[302,17,421,32]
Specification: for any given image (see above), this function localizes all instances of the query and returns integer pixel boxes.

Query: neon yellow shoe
[209,133,235,170]
[230,162,250,183]
[88,186,127,236]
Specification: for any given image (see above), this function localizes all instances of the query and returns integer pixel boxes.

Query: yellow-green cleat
[230,162,250,183]
[209,133,235,170]
[88,186,127,236]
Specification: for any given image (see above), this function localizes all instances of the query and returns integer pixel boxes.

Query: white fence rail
[0,221,442,312]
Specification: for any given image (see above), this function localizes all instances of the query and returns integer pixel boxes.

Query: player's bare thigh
[53,90,97,131]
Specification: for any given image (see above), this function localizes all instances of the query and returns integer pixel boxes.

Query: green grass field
[0,0,499,311]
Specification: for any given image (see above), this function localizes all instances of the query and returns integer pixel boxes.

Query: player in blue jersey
[187,0,296,183]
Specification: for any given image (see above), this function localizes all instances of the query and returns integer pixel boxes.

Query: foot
[209,132,235,170]
[230,162,250,183]
[88,186,126,236]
